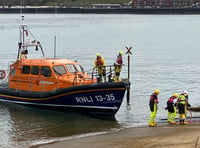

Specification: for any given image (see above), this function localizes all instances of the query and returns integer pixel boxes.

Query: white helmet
[184,90,188,94]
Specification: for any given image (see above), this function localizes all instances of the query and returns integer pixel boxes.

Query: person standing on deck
[94,53,106,83]
[20,49,27,60]
[166,93,178,124]
[113,50,124,82]
[148,89,160,127]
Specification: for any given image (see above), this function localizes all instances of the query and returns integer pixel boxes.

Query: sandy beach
[32,122,200,148]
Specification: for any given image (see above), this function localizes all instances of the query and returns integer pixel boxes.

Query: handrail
[90,64,119,83]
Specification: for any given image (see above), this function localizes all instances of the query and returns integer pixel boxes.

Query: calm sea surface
[0,14,200,148]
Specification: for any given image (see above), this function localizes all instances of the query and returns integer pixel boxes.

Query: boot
[180,120,185,125]
[113,76,117,82]
[169,121,175,124]
[115,76,120,82]
[103,76,106,83]
[149,122,155,127]
[183,120,188,125]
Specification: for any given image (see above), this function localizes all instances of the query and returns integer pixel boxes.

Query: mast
[22,16,25,44]
[17,15,25,60]
[17,15,45,60]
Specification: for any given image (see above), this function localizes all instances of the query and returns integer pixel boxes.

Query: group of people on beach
[94,50,124,83]
[149,89,190,127]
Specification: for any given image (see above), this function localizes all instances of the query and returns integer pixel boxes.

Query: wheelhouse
[9,58,96,92]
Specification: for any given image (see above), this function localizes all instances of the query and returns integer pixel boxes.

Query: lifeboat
[0,16,128,117]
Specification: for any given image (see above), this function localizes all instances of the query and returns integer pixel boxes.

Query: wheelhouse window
[22,65,30,74]
[10,68,16,76]
[75,64,84,72]
[65,64,78,73]
[31,66,39,75]
[53,65,67,75]
[41,66,51,77]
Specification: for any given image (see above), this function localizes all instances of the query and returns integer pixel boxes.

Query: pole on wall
[125,46,132,105]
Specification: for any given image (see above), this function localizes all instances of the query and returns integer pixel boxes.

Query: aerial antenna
[20,0,24,28]
[20,0,23,14]
[54,36,56,59]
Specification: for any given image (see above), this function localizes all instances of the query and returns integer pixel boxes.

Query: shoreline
[32,122,200,148]
[1,7,200,14]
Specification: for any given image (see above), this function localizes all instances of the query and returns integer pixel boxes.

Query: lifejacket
[167,96,175,105]
[167,96,176,112]
[116,55,123,65]
[149,93,158,111]
[96,57,103,66]
[178,94,186,105]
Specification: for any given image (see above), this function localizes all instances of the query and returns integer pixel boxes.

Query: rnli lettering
[75,96,93,103]
[75,94,115,103]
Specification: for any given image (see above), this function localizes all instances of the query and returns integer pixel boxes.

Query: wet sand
[33,122,200,148]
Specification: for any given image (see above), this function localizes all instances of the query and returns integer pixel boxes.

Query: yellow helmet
[154,89,160,95]
[119,50,123,55]
[173,93,178,98]
[96,53,100,57]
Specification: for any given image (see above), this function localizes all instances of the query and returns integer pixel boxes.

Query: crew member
[177,90,190,125]
[149,89,160,127]
[94,53,106,83]
[166,93,178,124]
[20,49,27,60]
[114,50,123,82]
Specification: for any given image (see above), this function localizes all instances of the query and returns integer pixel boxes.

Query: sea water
[0,14,200,148]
